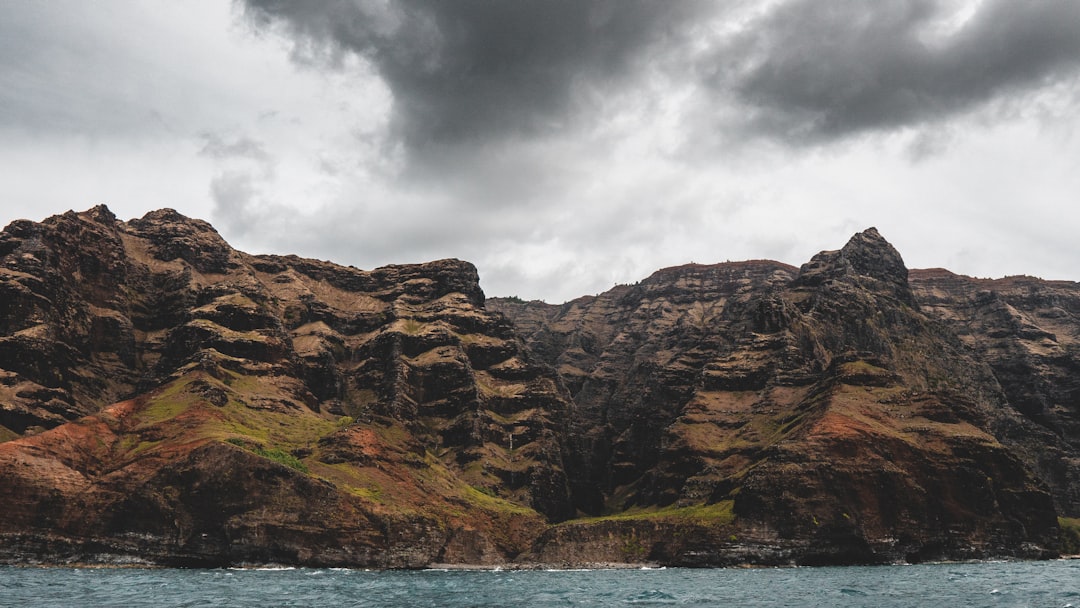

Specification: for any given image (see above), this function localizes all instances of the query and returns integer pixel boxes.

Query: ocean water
[1,560,1078,607]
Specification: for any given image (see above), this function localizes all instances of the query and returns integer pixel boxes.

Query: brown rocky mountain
[0,206,570,566]
[909,270,1080,515]
[0,207,1077,567]
[493,229,1078,564]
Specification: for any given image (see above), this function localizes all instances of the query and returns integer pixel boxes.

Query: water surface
[2,560,1078,607]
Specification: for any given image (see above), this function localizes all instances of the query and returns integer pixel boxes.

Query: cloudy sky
[2,1,1080,302]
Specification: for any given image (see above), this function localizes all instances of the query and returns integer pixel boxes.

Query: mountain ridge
[1,207,1078,567]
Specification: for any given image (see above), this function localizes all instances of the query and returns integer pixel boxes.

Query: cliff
[0,206,570,567]
[493,229,1069,564]
[0,209,1075,567]
[909,269,1080,515]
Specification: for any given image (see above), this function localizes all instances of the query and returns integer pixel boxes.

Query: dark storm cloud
[242,0,1080,150]
[219,0,1080,301]
[239,0,714,148]
[715,0,1080,142]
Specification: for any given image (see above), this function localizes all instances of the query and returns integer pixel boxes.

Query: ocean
[2,560,1078,607]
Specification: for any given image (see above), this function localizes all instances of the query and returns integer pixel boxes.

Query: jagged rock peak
[83,204,117,225]
[795,227,914,305]
[124,208,235,274]
[840,227,908,282]
[128,208,220,234]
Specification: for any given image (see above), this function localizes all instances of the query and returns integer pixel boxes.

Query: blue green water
[2,560,1078,607]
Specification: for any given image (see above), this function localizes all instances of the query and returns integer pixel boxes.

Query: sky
[2,0,1080,303]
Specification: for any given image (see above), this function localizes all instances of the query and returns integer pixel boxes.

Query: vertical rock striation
[0,206,571,566]
[496,228,1064,564]
[0,209,1075,566]
[910,269,1080,515]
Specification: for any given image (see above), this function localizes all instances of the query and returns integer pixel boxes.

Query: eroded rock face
[496,260,800,513]
[0,212,1073,567]
[910,269,1080,515]
[0,206,569,566]
[494,228,1066,564]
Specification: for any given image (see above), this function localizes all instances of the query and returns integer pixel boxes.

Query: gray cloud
[713,0,1080,142]
[6,1,1076,306]
[239,0,715,150]
[0,3,202,139]
[210,1,1080,306]
[199,133,271,162]
[242,0,1080,152]
[210,170,259,226]
[200,132,278,240]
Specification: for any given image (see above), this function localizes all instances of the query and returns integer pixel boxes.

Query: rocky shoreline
[6,554,1078,572]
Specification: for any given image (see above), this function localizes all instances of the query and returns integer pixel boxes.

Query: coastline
[4,553,1076,571]
[425,561,665,571]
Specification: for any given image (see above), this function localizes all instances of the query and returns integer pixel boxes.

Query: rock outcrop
[0,206,570,566]
[494,229,1069,564]
[910,269,1080,515]
[0,210,1076,567]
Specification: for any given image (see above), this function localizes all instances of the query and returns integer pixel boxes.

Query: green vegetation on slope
[575,500,736,526]
[1061,517,1080,555]
[226,437,309,473]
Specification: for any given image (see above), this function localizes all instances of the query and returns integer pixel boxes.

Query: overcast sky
[2,0,1079,302]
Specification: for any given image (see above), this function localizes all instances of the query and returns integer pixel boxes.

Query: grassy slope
[96,367,549,553]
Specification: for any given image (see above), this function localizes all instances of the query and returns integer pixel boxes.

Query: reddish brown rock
[495,228,1066,564]
[0,210,1073,567]
[0,206,568,567]
[910,269,1080,515]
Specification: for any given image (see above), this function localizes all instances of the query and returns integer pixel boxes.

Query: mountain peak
[795,228,914,304]
[131,208,214,229]
[84,204,117,225]
[125,208,234,273]
[840,227,908,280]
[1,208,1076,568]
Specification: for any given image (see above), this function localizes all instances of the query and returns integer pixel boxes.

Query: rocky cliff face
[0,206,570,566]
[909,269,1080,515]
[0,210,1074,567]
[494,228,1069,564]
